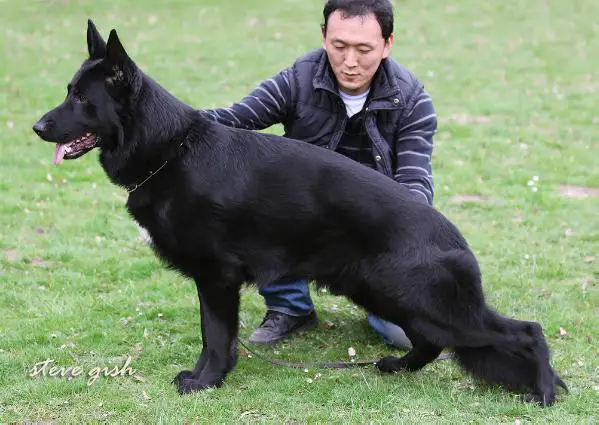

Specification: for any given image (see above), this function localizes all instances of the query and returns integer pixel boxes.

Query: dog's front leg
[173,282,240,394]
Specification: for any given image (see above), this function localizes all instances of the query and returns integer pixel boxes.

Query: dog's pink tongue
[53,144,66,165]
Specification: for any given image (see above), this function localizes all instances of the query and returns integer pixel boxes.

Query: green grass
[1,0,598,423]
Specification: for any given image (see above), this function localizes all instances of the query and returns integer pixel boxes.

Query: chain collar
[125,141,185,193]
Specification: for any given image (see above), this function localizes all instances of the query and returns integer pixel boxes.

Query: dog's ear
[103,29,137,87]
[87,19,106,60]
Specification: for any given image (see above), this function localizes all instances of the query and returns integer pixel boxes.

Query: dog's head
[32,20,140,165]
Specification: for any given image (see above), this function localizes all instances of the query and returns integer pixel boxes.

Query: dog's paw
[175,377,223,395]
[171,370,194,387]
[522,391,556,408]
[172,370,224,395]
[523,370,566,407]
[176,378,211,395]
[376,356,403,374]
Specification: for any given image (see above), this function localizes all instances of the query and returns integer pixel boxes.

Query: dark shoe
[249,310,318,344]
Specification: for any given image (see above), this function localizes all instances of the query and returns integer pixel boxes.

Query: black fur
[32,20,566,406]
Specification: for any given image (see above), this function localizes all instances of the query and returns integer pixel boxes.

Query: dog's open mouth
[53,133,100,165]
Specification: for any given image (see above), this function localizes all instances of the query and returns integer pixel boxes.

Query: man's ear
[87,19,106,60]
[103,29,137,87]
[382,33,395,59]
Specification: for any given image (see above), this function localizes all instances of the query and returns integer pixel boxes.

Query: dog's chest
[127,195,180,249]
[125,192,218,271]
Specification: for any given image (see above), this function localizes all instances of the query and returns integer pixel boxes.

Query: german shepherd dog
[32,20,566,406]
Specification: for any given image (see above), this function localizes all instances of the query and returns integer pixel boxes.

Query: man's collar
[312,50,338,94]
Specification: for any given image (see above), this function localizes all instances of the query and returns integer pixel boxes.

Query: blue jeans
[260,279,412,349]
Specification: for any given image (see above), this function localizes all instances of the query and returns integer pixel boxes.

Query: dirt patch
[557,185,599,199]
[3,248,19,262]
[28,258,50,267]
[448,114,494,125]
[451,194,488,203]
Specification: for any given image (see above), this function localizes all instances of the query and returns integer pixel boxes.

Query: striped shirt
[392,89,436,204]
[201,60,436,205]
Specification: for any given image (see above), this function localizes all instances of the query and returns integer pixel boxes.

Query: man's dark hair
[322,0,394,40]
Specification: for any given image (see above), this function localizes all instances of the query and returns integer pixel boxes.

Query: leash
[237,338,454,370]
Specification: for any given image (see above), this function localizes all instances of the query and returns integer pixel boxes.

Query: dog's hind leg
[376,339,443,373]
[173,280,240,394]
[346,276,443,374]
[412,289,565,406]
[371,249,560,404]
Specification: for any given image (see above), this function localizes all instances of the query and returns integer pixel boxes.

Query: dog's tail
[431,251,540,391]
[453,308,567,398]
[425,250,566,405]
[453,311,533,391]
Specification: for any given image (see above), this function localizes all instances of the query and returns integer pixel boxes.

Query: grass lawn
[1,0,598,423]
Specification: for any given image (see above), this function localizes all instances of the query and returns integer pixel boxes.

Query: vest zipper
[364,112,392,176]
[328,98,347,151]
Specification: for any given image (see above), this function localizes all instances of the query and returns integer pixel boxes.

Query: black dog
[32,20,566,406]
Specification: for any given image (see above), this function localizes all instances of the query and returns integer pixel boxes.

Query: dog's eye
[73,92,88,104]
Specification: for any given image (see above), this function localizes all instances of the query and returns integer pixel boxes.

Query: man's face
[323,10,394,96]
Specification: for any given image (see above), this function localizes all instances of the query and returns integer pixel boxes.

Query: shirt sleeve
[199,68,294,130]
[393,88,437,205]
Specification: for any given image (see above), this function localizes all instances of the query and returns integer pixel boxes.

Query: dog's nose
[32,121,47,137]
